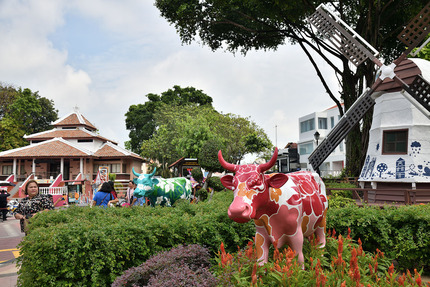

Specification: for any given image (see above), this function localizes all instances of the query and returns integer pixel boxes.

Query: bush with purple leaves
[112,244,217,287]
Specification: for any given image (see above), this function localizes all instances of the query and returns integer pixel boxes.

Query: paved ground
[0,216,23,287]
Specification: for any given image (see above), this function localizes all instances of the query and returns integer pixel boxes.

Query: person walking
[0,188,10,221]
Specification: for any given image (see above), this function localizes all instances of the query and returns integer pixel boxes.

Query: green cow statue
[132,167,192,206]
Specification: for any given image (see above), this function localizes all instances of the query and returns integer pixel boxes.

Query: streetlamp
[314,131,320,146]
[313,131,321,176]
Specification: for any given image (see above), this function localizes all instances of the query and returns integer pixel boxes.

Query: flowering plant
[214,228,428,286]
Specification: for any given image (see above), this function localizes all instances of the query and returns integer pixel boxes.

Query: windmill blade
[397,2,430,55]
[308,4,381,67]
[308,83,382,171]
[397,74,430,117]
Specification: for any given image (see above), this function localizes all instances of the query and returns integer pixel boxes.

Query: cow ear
[152,178,159,185]
[268,173,289,188]
[220,175,235,190]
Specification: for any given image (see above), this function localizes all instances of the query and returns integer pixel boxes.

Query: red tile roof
[52,111,97,130]
[0,138,92,158]
[93,142,143,160]
[24,128,113,143]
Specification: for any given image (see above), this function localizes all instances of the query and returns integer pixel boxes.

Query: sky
[0,0,340,160]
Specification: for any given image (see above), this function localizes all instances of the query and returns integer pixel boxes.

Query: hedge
[17,191,254,287]
[16,190,430,286]
[327,204,430,274]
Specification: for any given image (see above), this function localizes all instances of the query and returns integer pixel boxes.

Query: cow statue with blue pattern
[132,167,192,206]
[218,147,328,265]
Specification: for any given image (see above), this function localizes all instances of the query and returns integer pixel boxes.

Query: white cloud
[0,0,340,150]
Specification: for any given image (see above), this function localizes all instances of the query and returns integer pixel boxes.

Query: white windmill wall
[359,58,430,185]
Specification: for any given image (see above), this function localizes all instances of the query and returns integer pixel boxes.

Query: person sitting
[15,180,54,233]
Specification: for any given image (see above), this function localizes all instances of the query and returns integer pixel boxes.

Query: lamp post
[313,131,321,175]
[314,131,320,146]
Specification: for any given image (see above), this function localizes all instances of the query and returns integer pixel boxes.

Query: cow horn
[132,167,141,177]
[258,148,278,173]
[218,150,238,172]
[150,167,157,177]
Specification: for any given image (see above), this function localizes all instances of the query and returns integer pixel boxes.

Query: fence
[326,187,430,206]
[39,186,68,195]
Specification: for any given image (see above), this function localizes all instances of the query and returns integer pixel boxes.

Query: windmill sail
[308,87,378,170]
[308,4,381,67]
[307,3,430,172]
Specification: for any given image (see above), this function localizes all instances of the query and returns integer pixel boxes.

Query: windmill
[307,3,430,189]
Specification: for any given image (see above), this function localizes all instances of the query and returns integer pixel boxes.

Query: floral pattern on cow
[219,148,328,265]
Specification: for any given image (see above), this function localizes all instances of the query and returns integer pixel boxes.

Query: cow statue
[218,148,328,265]
[132,167,192,207]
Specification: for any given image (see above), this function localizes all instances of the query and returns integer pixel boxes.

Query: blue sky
[0,0,338,159]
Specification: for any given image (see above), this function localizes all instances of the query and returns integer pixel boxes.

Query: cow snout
[228,197,252,223]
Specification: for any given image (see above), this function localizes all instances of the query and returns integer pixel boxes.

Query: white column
[32,158,36,174]
[80,158,83,174]
[13,158,17,175]
[61,158,64,174]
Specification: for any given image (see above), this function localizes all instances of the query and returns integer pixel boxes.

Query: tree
[154,0,429,176]
[0,86,58,151]
[125,85,213,153]
[141,102,272,175]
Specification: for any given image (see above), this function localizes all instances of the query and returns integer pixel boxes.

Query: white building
[298,104,346,177]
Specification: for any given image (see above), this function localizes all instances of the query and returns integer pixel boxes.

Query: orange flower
[388,263,395,277]
[246,241,254,259]
[414,269,422,287]
[251,263,258,286]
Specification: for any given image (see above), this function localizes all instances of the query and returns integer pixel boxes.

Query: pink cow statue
[218,148,328,265]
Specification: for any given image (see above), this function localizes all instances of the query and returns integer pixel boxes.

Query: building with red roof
[0,108,145,198]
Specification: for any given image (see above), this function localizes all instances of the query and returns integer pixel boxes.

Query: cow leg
[315,210,327,248]
[254,226,271,265]
[284,229,305,266]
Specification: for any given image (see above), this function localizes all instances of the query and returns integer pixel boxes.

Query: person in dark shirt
[0,189,10,221]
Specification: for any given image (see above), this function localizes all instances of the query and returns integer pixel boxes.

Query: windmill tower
[307,3,430,194]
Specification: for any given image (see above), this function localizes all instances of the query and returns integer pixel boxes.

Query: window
[382,129,408,154]
[300,119,315,133]
[110,164,121,173]
[318,118,327,129]
[2,165,12,175]
[299,143,314,155]
[330,117,335,128]
[339,141,344,152]
[78,139,93,143]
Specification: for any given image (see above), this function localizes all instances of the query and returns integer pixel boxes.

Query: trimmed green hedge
[327,204,430,273]
[17,190,430,286]
[17,191,254,287]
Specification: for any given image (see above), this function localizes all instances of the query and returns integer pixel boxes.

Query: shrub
[206,176,224,191]
[112,244,217,287]
[327,204,430,274]
[17,191,254,286]
[191,167,203,183]
[325,182,356,209]
[197,188,209,201]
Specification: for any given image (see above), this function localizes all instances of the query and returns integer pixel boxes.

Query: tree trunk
[341,61,374,177]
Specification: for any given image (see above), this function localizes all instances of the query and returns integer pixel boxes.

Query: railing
[326,188,430,206]
[320,170,343,177]
[39,186,68,195]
